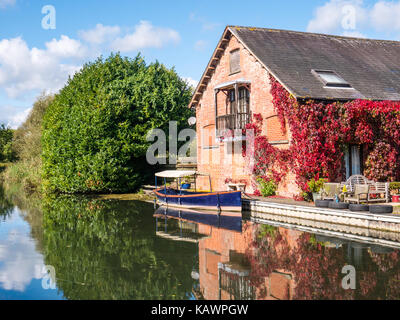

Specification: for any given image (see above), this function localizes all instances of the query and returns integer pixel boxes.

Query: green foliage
[0,184,14,219]
[390,182,400,194]
[3,94,53,192]
[257,224,278,239]
[42,54,192,194]
[307,177,327,193]
[0,124,15,162]
[257,176,277,197]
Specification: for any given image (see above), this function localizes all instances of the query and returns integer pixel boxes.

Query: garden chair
[344,184,370,204]
[367,182,390,203]
[321,183,341,201]
[344,175,370,192]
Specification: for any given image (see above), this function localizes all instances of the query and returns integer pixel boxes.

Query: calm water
[0,186,400,300]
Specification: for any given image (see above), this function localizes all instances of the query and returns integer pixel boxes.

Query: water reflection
[0,185,400,300]
[156,206,400,300]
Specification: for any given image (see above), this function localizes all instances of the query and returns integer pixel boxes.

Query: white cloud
[0,0,15,9]
[183,77,198,88]
[45,35,87,58]
[78,23,121,45]
[7,107,32,129]
[0,21,181,125]
[307,0,367,34]
[370,1,400,31]
[0,36,82,99]
[111,21,180,52]
[0,211,45,292]
[307,0,400,36]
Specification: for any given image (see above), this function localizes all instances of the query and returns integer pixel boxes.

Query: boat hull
[154,206,242,232]
[154,188,242,212]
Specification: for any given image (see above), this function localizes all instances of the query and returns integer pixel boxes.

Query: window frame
[311,69,352,88]
[229,49,241,75]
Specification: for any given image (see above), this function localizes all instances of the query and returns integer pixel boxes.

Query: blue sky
[1,0,400,128]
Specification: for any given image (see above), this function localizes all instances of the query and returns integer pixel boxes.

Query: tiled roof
[229,26,400,101]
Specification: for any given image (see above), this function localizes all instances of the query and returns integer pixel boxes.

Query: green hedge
[42,54,192,194]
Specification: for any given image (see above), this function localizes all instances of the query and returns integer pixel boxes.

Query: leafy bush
[42,54,192,194]
[0,124,15,162]
[257,176,277,197]
[390,182,400,194]
[3,94,53,192]
[307,177,327,193]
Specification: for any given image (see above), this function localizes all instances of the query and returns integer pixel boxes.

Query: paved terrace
[243,194,400,234]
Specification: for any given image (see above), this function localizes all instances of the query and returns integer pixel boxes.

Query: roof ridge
[227,25,400,44]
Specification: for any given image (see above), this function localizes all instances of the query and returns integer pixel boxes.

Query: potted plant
[308,178,327,202]
[390,182,400,203]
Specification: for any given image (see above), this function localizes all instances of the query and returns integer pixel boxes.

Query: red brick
[196,34,299,196]
[269,272,292,300]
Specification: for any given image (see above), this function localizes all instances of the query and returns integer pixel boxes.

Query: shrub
[42,54,192,194]
[389,182,400,195]
[257,176,277,197]
[0,124,15,162]
[3,94,53,192]
[307,177,328,193]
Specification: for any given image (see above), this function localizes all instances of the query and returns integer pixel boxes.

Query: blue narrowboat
[153,170,242,212]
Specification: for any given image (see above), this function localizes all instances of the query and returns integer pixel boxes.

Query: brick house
[190,26,400,197]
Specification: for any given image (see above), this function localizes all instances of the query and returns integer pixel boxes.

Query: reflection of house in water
[154,207,400,300]
[218,253,254,300]
[155,215,210,243]
[196,221,296,300]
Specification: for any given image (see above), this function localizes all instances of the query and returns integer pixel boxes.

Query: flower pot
[312,192,321,202]
[392,195,400,203]
[181,183,190,190]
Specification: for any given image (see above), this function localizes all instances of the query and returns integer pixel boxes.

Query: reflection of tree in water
[1,183,44,253]
[246,224,400,300]
[42,196,198,300]
[0,185,14,220]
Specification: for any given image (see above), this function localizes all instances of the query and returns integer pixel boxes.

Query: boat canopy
[155,170,197,178]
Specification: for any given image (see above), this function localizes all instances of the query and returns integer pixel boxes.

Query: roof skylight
[312,70,352,88]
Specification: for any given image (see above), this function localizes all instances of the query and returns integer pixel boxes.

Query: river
[0,185,399,300]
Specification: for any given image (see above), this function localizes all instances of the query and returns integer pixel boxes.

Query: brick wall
[196,34,299,196]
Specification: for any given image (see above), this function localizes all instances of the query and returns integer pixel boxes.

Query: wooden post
[234,83,239,129]
[215,89,218,135]
[164,177,167,204]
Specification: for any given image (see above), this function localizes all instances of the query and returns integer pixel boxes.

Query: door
[345,145,363,179]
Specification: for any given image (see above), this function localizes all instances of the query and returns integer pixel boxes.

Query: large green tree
[42,54,192,193]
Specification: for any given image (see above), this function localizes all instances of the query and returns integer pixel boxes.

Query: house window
[216,85,250,137]
[227,87,249,115]
[230,49,241,74]
[238,87,250,114]
[344,145,363,178]
[312,70,351,88]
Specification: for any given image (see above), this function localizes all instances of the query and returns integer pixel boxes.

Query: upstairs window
[230,49,241,74]
[227,87,249,114]
[312,70,351,88]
